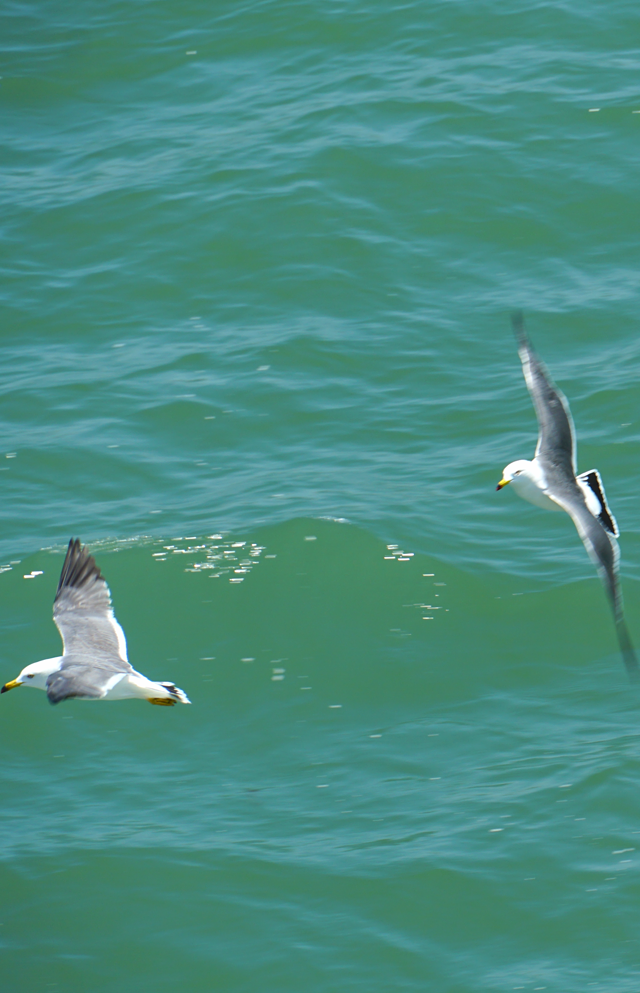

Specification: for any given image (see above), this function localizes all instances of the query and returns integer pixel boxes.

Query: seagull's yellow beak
[1,678,21,693]
[496,477,510,491]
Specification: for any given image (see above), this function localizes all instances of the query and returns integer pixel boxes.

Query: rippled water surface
[2,2,640,991]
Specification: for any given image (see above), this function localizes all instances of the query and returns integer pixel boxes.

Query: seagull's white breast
[509,461,563,512]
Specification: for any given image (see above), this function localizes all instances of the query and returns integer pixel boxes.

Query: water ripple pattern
[2,2,640,991]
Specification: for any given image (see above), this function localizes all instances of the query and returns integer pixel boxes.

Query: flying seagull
[2,539,191,705]
[497,312,638,679]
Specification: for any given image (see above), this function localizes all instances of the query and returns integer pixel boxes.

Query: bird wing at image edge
[548,489,639,679]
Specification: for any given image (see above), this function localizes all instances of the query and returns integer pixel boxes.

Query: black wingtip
[615,618,640,683]
[623,652,639,684]
[56,538,103,600]
[511,310,528,347]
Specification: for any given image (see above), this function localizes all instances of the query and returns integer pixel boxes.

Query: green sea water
[2,2,640,990]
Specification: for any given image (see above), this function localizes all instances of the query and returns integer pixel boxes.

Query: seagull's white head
[1,657,62,694]
[496,459,533,490]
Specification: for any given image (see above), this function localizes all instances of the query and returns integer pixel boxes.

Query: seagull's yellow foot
[148,697,176,706]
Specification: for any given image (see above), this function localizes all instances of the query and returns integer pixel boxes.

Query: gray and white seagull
[497,313,638,679]
[2,538,191,705]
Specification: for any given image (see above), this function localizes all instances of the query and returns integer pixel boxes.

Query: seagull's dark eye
[514,470,522,476]
[27,674,34,679]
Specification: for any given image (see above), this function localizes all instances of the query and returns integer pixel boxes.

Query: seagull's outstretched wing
[547,489,639,680]
[512,311,576,477]
[509,315,637,679]
[47,539,133,703]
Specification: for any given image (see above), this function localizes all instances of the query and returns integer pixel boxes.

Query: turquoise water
[2,2,640,990]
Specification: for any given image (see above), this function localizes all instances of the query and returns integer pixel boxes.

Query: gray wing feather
[546,489,639,679]
[512,311,576,476]
[46,664,125,703]
[553,490,621,615]
[48,539,132,703]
